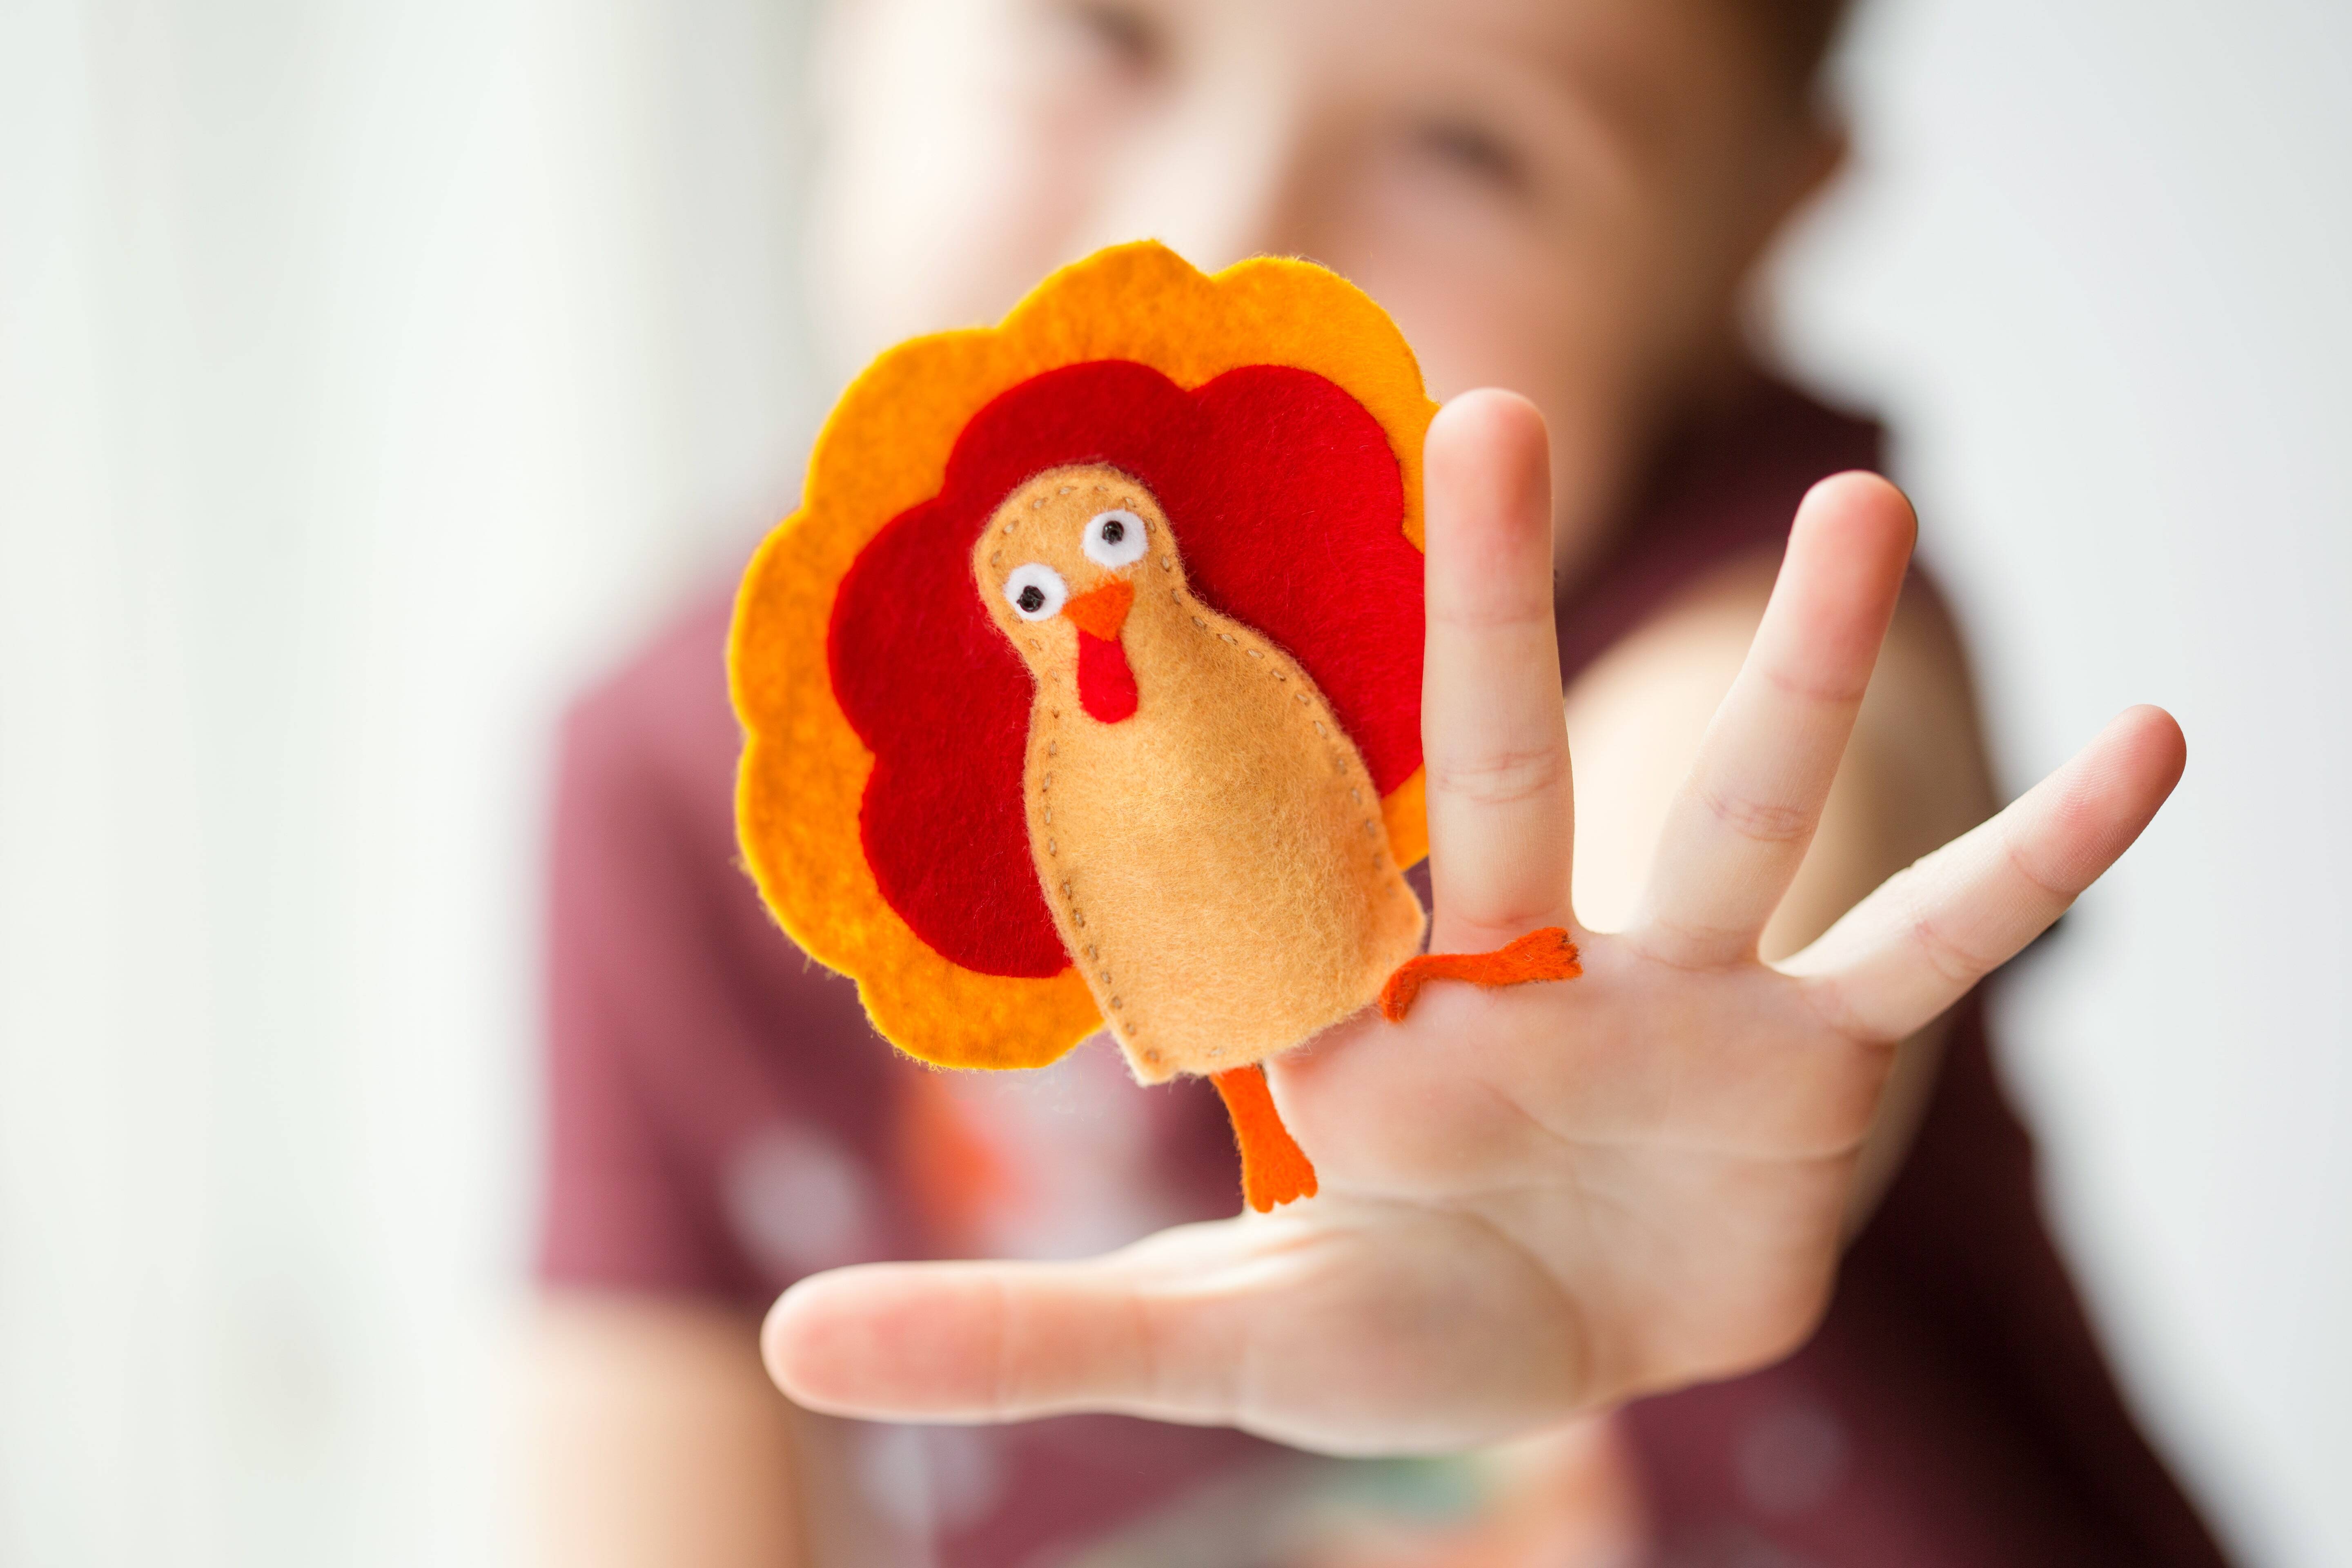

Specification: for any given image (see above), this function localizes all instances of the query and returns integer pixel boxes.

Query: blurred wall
[1771,3,2352,1565]
[0,1,816,1563]
[0,1,2344,1566]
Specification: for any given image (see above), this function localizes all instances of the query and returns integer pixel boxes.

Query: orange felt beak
[1063,579,1134,640]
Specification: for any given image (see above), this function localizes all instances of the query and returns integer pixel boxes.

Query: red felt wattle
[1076,632,1140,724]
[829,360,1423,980]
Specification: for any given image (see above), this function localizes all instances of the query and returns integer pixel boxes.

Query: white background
[0,1,2344,1564]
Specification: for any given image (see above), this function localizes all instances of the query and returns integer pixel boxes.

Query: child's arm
[530,1294,807,1565]
[759,391,2183,1454]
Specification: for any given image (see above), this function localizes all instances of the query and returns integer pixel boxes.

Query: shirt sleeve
[537,646,740,1296]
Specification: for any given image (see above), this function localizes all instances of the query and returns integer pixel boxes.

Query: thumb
[762,1223,1238,1428]
[760,1203,1590,1454]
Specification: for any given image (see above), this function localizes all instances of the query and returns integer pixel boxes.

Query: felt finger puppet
[730,241,1580,1212]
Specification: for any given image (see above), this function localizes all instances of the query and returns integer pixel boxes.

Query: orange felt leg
[1209,1065,1319,1212]
[1378,927,1582,1022]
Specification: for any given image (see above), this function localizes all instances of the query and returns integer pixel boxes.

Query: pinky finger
[1783,705,2187,1042]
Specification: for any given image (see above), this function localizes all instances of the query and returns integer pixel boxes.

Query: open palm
[765,391,2185,1455]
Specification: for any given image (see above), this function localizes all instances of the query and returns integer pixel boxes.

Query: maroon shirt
[539,377,2230,1566]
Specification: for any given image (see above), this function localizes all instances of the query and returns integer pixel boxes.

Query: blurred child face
[809,0,1836,575]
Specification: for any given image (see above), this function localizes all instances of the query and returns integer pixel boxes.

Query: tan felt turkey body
[971,464,1427,1085]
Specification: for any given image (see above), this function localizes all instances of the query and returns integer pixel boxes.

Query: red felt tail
[1209,1065,1318,1213]
[1379,927,1582,1021]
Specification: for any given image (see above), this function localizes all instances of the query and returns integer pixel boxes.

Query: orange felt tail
[1378,927,1582,1021]
[1209,1065,1319,1212]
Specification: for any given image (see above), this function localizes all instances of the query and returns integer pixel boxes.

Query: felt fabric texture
[1070,584,1140,724]
[731,241,1438,1071]
[833,358,1425,982]
[1210,1065,1319,1212]
[1063,580,1133,640]
[973,467,1428,1084]
[1076,633,1139,724]
[1377,928,1584,1022]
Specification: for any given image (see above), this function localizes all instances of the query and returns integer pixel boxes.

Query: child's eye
[1411,119,1531,196]
[1047,1,1166,83]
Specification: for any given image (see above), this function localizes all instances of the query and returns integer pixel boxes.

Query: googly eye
[1082,509,1147,568]
[1003,562,1067,621]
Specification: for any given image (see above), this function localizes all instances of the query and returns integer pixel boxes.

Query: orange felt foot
[1209,1064,1319,1212]
[1378,927,1582,1022]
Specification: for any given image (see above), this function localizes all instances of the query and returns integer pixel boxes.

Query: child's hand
[764,392,2185,1455]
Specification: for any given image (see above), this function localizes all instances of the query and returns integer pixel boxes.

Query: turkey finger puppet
[729,242,1580,1213]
